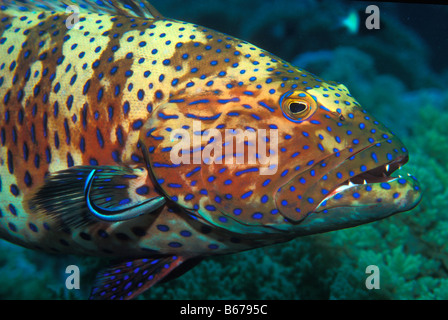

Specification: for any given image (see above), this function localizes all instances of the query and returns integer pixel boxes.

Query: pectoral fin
[27,166,166,228]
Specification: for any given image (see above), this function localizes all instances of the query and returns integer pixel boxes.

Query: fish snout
[273,133,422,235]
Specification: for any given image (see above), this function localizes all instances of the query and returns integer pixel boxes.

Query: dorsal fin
[0,0,164,20]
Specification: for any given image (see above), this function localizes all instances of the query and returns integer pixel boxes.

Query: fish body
[0,0,421,299]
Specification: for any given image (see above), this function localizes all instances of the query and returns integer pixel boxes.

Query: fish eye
[280,91,317,123]
[283,99,312,120]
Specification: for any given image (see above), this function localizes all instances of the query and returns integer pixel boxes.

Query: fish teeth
[363,179,367,185]
[385,164,390,172]
[348,180,354,186]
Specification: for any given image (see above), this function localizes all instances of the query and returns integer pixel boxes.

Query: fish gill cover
[0,0,445,300]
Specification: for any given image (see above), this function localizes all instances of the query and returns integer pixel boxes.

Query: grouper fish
[0,0,422,299]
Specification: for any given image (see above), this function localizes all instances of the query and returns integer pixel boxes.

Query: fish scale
[0,0,421,300]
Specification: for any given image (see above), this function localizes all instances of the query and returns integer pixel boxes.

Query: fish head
[140,39,421,236]
[268,67,422,235]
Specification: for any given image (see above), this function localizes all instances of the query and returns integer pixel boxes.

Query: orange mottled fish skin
[0,0,421,300]
[0,1,254,257]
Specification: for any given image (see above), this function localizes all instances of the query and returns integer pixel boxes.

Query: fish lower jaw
[315,156,420,212]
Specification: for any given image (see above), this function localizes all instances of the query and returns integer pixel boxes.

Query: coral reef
[0,0,446,300]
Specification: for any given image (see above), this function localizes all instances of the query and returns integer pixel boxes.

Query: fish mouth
[275,138,422,231]
[313,142,422,214]
[319,153,408,204]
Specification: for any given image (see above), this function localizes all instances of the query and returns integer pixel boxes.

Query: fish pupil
[289,102,307,114]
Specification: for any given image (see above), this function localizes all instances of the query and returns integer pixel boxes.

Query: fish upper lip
[281,139,395,190]
[329,141,408,189]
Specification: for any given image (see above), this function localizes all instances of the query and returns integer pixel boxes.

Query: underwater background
[0,0,447,299]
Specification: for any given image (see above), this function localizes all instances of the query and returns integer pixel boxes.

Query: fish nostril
[339,115,345,121]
